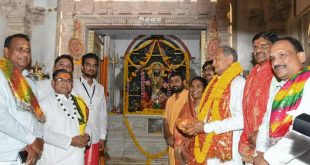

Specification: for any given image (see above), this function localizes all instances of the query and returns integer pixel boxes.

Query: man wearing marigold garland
[238,32,278,164]
[182,46,245,165]
[163,72,189,165]
[0,33,44,165]
[254,37,310,165]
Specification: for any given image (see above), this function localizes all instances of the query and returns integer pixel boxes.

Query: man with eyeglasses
[37,54,74,101]
[0,33,44,165]
[37,69,90,165]
[239,32,280,164]
[202,60,215,83]
[72,53,107,165]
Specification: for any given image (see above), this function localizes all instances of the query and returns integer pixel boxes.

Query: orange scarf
[0,58,45,122]
[239,61,273,161]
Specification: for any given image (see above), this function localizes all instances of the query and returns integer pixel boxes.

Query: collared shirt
[257,77,310,164]
[72,76,107,143]
[38,92,84,165]
[0,70,42,161]
[203,75,246,164]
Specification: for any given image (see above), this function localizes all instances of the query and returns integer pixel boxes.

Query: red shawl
[239,61,273,162]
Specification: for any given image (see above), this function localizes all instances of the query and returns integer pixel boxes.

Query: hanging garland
[194,62,243,163]
[123,113,168,164]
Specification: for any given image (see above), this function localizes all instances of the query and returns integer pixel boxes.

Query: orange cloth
[239,61,273,162]
[174,95,202,165]
[99,57,109,97]
[163,89,189,165]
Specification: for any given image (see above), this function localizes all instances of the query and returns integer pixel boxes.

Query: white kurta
[256,78,310,164]
[203,75,246,165]
[36,79,53,101]
[72,77,107,143]
[37,93,84,165]
[0,70,42,162]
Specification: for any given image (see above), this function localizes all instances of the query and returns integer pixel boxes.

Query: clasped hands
[71,133,90,148]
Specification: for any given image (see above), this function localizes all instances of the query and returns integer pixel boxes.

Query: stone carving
[248,8,265,27]
[0,0,45,35]
[75,0,94,15]
[0,0,27,18]
[265,0,291,22]
[25,6,45,26]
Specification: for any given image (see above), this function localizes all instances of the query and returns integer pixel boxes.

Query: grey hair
[219,45,238,62]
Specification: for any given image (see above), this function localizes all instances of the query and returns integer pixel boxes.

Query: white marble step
[105,157,168,165]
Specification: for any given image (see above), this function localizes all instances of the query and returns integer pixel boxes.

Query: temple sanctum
[0,0,309,164]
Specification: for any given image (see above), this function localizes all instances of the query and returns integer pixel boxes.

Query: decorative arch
[123,35,190,115]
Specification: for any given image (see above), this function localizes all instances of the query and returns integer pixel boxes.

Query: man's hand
[71,134,90,148]
[99,139,105,151]
[25,146,39,165]
[254,152,269,165]
[182,120,205,136]
[165,135,174,147]
[29,138,44,155]
[249,131,258,149]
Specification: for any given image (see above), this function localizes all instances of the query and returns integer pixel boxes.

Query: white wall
[32,0,58,75]
[0,16,7,57]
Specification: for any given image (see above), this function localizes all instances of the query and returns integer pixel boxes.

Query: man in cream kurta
[38,69,90,165]
[163,72,189,165]
[254,37,310,165]
[183,46,245,165]
[72,53,107,165]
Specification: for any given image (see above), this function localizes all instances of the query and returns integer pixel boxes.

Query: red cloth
[85,143,100,165]
[238,61,273,162]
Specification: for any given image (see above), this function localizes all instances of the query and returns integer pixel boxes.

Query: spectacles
[203,68,213,72]
[54,78,73,84]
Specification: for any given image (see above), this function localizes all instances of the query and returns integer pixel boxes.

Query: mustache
[273,65,287,70]
[254,52,266,56]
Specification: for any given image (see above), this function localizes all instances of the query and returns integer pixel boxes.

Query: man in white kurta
[72,53,107,165]
[0,34,44,165]
[254,37,310,165]
[37,55,74,101]
[38,69,89,165]
[183,46,245,165]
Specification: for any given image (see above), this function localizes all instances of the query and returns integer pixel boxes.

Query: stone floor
[105,157,168,165]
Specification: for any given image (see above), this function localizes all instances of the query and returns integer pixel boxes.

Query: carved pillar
[0,0,45,36]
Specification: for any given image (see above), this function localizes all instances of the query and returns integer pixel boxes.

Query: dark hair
[202,60,213,70]
[4,33,30,48]
[252,32,278,44]
[220,45,238,62]
[191,76,207,88]
[82,53,99,66]
[275,36,304,53]
[52,69,73,80]
[54,54,74,71]
[169,71,185,81]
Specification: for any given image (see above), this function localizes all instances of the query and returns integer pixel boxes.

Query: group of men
[0,33,107,165]
[164,32,310,165]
